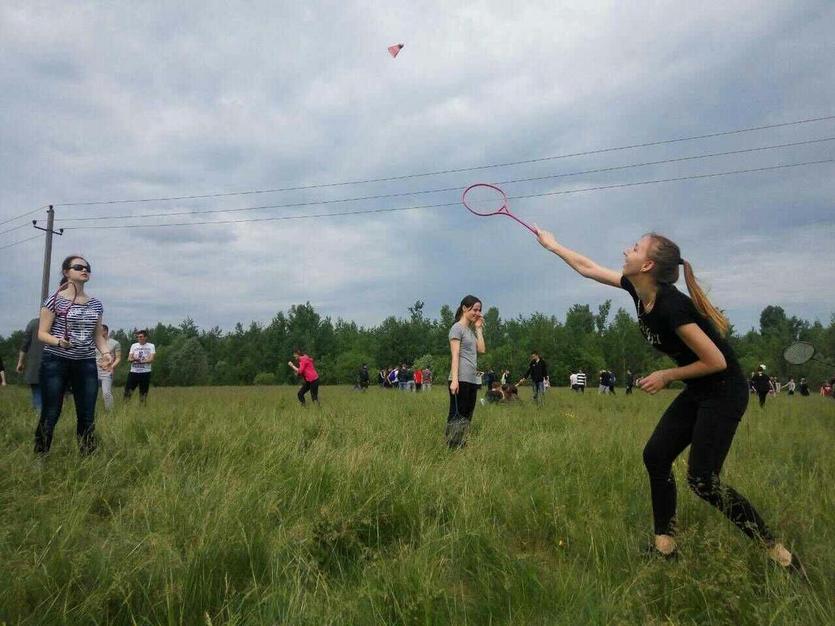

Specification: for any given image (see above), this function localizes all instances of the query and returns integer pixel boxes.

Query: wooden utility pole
[32,205,63,302]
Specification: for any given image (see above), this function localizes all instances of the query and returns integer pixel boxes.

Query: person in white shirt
[95,324,122,411]
[124,330,155,403]
[570,372,578,390]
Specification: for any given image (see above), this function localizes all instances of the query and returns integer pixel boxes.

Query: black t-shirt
[751,372,771,393]
[620,276,743,389]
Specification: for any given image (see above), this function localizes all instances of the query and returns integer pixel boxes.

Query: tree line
[1,301,832,388]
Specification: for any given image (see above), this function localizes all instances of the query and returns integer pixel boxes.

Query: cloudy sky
[1,1,833,337]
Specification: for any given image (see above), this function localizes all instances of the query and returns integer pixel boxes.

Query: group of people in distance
[444,228,803,573]
[749,365,817,406]
[13,223,814,575]
[378,364,432,391]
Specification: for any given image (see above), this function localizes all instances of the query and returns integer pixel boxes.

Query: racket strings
[783,342,815,365]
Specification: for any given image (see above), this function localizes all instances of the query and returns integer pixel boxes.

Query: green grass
[1,385,833,625]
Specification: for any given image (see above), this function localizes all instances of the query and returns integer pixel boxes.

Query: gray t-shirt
[96,337,122,376]
[448,321,478,384]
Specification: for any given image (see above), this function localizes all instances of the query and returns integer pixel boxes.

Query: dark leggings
[757,390,768,408]
[642,382,774,543]
[447,381,479,423]
[35,352,99,455]
[298,378,319,404]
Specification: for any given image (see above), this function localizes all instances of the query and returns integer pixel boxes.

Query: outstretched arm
[535,228,622,288]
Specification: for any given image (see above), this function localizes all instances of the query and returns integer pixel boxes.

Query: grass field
[1,385,833,625]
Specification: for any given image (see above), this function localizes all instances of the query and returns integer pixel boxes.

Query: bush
[253,372,277,385]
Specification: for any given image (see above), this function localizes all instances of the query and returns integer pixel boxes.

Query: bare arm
[535,228,622,288]
[639,323,727,394]
[473,318,486,354]
[110,347,122,371]
[449,339,461,394]
[38,307,69,348]
[94,318,113,368]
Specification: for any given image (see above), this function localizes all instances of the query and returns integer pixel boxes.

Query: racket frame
[462,183,538,235]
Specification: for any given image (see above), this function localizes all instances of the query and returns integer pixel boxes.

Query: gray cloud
[1,1,834,337]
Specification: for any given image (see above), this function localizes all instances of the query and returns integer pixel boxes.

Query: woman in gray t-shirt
[445,295,486,448]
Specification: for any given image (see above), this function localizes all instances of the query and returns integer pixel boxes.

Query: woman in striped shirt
[35,255,112,456]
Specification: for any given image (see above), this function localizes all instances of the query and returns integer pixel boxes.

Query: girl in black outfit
[533,228,798,570]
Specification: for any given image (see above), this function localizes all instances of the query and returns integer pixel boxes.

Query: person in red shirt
[413,366,423,392]
[288,347,320,405]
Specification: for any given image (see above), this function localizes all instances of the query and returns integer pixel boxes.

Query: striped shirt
[42,293,103,360]
[575,372,587,386]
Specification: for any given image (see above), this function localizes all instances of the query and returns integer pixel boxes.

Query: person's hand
[449,380,459,395]
[57,338,71,349]
[639,370,669,394]
[100,353,113,369]
[288,361,294,368]
[474,314,484,330]
[16,362,24,374]
[535,226,558,250]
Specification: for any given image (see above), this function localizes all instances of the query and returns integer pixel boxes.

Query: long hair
[454,295,481,322]
[58,254,89,287]
[645,233,729,336]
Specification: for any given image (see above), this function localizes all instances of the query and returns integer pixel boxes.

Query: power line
[0,233,42,251]
[0,222,30,237]
[53,114,835,207]
[0,205,49,228]
[54,136,835,224]
[61,158,834,231]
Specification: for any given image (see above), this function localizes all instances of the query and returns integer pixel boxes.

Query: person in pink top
[289,347,320,405]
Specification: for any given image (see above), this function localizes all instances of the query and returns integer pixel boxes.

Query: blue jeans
[35,352,99,455]
[532,380,545,403]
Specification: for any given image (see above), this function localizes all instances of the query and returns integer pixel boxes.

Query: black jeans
[447,381,479,422]
[298,378,319,404]
[446,381,479,448]
[35,352,98,455]
[642,379,774,543]
[124,371,151,401]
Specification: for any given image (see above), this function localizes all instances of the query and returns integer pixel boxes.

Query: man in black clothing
[598,370,611,394]
[517,352,548,404]
[751,365,771,407]
[625,369,635,394]
[357,364,370,390]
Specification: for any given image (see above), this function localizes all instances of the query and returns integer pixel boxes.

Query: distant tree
[164,337,209,386]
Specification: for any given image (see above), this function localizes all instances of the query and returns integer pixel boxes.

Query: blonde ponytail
[681,260,729,336]
[646,233,729,337]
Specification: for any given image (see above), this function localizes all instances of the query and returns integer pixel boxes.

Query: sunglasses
[69,264,91,272]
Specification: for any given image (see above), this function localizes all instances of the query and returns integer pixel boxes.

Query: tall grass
[1,385,832,625]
